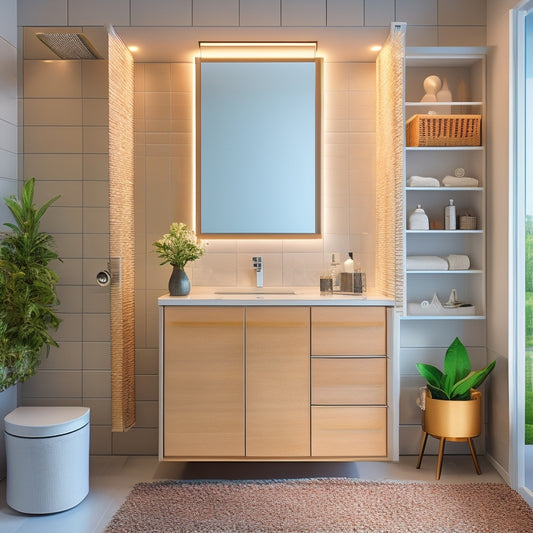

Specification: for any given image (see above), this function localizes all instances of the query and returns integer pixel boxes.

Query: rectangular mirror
[196,57,322,238]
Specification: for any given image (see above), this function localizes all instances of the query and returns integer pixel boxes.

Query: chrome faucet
[252,256,263,288]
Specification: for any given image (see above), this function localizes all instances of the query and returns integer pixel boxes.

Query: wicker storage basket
[406,114,481,147]
[459,215,477,230]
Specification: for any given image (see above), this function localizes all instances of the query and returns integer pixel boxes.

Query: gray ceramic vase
[169,266,190,296]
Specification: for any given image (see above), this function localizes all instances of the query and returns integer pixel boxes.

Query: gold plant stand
[416,390,482,480]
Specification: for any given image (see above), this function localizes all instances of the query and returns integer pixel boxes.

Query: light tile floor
[0,455,504,533]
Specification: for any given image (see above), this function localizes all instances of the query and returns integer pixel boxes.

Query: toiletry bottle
[329,252,342,291]
[344,252,354,273]
[445,199,456,230]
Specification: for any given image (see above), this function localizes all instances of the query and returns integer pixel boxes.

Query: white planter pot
[0,385,18,480]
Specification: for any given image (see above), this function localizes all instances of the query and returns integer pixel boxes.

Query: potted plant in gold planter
[153,222,204,296]
[415,337,495,479]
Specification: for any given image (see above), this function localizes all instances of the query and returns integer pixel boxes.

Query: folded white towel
[442,175,479,187]
[407,176,440,187]
[406,255,449,270]
[446,254,470,270]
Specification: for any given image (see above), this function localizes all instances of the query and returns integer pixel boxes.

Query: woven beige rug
[105,478,533,532]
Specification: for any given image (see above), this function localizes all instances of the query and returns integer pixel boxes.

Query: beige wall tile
[21,397,82,407]
[134,290,147,345]
[240,0,281,26]
[364,0,394,26]
[83,341,111,370]
[135,348,159,374]
[83,207,109,233]
[144,63,172,92]
[32,180,82,207]
[22,370,82,397]
[54,258,83,285]
[112,428,158,455]
[18,0,68,26]
[90,426,112,455]
[24,154,83,180]
[83,285,111,314]
[282,0,326,26]
[24,60,81,98]
[83,154,109,180]
[68,0,130,26]
[82,61,108,98]
[40,341,83,370]
[145,92,172,120]
[82,312,111,342]
[136,375,158,401]
[24,126,82,153]
[83,233,109,257]
[327,0,363,27]
[54,234,83,258]
[83,398,111,425]
[438,26,486,47]
[55,313,83,342]
[439,0,486,26]
[83,258,111,286]
[56,284,83,313]
[170,63,192,92]
[396,0,437,26]
[281,252,324,285]
[83,370,111,398]
[193,0,239,26]
[83,126,109,154]
[83,99,108,126]
[131,0,192,26]
[83,179,109,207]
[134,63,145,92]
[135,401,158,428]
[40,206,83,234]
[24,99,82,126]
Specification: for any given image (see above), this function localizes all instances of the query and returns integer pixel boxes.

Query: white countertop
[158,287,394,306]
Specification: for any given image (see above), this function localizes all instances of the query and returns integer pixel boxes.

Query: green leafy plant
[416,337,496,401]
[0,178,61,392]
[153,222,204,269]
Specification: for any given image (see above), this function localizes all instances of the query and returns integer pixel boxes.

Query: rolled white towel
[446,254,470,270]
[406,255,449,270]
[442,175,479,187]
[407,176,440,187]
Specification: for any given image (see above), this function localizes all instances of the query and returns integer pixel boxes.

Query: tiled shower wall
[16,0,487,455]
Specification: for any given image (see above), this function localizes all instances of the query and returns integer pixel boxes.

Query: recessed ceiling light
[370,45,382,52]
[128,45,139,53]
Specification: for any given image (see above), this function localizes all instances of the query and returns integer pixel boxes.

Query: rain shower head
[35,32,102,59]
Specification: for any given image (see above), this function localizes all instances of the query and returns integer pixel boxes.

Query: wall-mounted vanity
[158,290,395,462]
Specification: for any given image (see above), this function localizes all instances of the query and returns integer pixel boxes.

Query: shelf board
[406,230,483,234]
[405,101,483,107]
[406,270,483,274]
[406,187,483,191]
[401,315,486,321]
[406,146,484,151]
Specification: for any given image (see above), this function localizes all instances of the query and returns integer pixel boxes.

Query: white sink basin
[214,288,296,295]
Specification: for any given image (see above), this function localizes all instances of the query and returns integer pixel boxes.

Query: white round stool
[4,406,90,514]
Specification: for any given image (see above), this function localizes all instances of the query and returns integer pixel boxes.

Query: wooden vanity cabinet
[160,304,389,461]
[163,307,245,458]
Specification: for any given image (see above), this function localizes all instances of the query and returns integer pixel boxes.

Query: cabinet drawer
[311,406,387,457]
[311,358,386,405]
[311,307,386,356]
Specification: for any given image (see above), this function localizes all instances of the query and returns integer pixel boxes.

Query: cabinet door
[246,307,310,457]
[163,307,244,458]
[311,307,386,356]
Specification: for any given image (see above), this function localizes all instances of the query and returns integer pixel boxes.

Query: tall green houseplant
[0,178,61,392]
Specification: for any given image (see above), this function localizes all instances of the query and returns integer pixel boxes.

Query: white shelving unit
[398,47,487,455]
